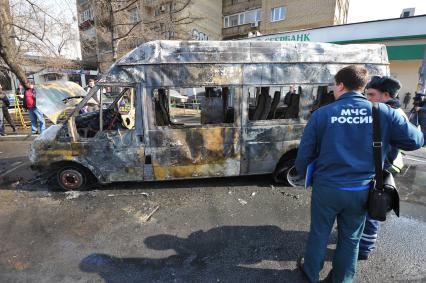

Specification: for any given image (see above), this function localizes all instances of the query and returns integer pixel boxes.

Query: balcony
[223,0,262,16]
[222,22,261,39]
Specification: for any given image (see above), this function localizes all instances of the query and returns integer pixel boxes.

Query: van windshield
[75,87,136,138]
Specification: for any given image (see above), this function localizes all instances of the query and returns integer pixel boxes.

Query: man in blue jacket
[295,65,424,283]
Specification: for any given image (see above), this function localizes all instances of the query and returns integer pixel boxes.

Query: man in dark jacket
[413,93,426,145]
[24,80,45,134]
[295,66,423,283]
[403,92,411,109]
[0,85,6,136]
[0,85,16,133]
[358,76,406,260]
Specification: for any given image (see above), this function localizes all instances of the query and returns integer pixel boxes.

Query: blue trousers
[359,216,380,256]
[28,107,45,134]
[304,186,369,283]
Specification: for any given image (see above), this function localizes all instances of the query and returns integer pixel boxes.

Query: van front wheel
[57,166,88,191]
[273,159,303,187]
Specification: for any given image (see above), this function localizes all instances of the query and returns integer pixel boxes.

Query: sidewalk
[1,108,50,141]
[0,125,38,142]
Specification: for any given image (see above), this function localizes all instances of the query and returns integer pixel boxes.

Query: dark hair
[365,76,401,97]
[334,65,369,91]
[88,79,95,83]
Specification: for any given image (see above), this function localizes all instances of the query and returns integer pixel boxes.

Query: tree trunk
[0,0,27,85]
[109,2,118,62]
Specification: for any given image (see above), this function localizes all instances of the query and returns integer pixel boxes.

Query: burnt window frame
[150,86,239,129]
[245,84,302,124]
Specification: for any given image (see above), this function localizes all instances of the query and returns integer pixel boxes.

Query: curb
[0,134,37,142]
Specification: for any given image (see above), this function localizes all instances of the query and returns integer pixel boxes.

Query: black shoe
[12,127,16,132]
[358,253,369,260]
[0,133,6,136]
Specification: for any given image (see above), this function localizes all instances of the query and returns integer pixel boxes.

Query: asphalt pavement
[0,141,425,283]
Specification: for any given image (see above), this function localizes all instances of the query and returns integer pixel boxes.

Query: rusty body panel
[29,41,390,186]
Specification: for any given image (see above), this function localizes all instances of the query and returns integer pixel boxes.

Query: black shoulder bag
[368,103,400,221]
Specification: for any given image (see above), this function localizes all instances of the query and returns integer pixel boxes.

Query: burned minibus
[29,40,389,190]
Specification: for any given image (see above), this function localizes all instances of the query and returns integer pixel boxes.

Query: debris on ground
[251,192,257,197]
[280,191,300,200]
[123,203,160,223]
[238,198,248,205]
[138,205,160,223]
[64,191,83,200]
[107,192,149,197]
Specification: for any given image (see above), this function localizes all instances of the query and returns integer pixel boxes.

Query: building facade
[77,0,348,71]
[222,0,349,39]
[76,0,223,72]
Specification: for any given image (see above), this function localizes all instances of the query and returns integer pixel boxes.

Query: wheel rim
[286,165,304,187]
[59,169,83,190]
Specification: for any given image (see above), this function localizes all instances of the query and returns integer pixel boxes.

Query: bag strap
[372,103,384,190]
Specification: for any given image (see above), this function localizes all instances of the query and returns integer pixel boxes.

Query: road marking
[0,162,29,178]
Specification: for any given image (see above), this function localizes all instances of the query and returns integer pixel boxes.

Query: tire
[56,165,89,191]
[273,158,304,187]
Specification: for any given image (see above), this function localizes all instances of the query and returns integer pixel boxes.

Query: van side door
[145,86,241,181]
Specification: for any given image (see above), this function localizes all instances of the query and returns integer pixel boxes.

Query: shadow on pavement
[0,156,32,188]
[97,174,279,192]
[79,225,335,282]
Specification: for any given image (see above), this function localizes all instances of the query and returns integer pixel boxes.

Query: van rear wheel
[57,166,88,191]
[273,159,303,187]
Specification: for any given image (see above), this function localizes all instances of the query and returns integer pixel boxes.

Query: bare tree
[86,0,198,68]
[0,0,79,85]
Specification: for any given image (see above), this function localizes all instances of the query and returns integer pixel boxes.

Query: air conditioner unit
[250,21,259,28]
[400,8,415,18]
[159,5,166,12]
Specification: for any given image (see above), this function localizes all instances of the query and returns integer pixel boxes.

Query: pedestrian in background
[403,92,411,109]
[295,65,423,283]
[414,94,426,145]
[0,85,17,133]
[359,76,406,260]
[24,80,45,135]
[0,85,6,136]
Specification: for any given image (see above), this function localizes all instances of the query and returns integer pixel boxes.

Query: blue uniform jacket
[295,92,424,190]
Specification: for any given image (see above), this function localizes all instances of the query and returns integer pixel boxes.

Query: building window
[79,8,93,23]
[223,8,261,28]
[229,14,239,26]
[239,13,245,25]
[129,7,140,23]
[170,1,176,12]
[167,31,176,39]
[271,6,286,22]
[155,4,167,16]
